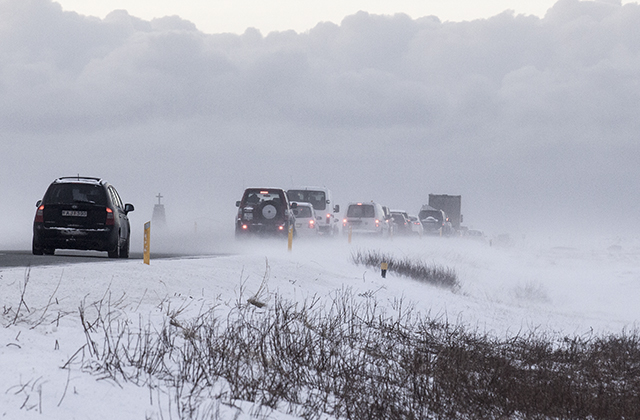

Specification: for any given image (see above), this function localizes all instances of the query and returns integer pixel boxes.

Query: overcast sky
[2,0,640,247]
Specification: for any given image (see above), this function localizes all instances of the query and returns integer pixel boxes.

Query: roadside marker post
[143,221,150,265]
[288,225,293,251]
[381,262,388,278]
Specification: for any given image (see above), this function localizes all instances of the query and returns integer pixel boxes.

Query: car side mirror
[236,201,241,207]
[124,203,135,214]
[333,204,340,213]
[36,200,42,207]
[290,202,298,208]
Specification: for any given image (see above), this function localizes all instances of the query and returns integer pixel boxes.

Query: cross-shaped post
[156,193,163,205]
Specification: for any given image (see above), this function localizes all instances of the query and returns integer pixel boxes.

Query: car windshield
[242,189,285,206]
[419,210,442,223]
[347,204,375,218]
[45,184,107,205]
[293,206,312,218]
[287,190,326,210]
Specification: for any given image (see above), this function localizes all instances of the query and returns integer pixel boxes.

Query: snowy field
[1,234,640,419]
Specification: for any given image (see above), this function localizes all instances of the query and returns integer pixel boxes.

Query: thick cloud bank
[1,0,639,246]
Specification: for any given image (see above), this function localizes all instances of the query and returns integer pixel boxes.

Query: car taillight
[278,225,285,231]
[343,218,347,226]
[309,219,315,228]
[326,214,331,223]
[375,219,380,228]
[242,224,248,230]
[35,205,44,223]
[106,207,115,225]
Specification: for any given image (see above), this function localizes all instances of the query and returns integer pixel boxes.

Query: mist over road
[0,250,215,268]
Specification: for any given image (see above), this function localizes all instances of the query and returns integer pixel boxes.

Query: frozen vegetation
[2,235,640,419]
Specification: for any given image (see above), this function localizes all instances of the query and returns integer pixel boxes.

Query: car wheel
[119,238,130,259]
[32,239,43,255]
[108,242,119,258]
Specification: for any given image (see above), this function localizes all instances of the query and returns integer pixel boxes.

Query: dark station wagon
[32,177,134,258]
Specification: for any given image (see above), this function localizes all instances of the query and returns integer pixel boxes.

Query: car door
[108,186,130,241]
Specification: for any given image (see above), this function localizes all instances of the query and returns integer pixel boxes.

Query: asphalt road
[0,250,194,268]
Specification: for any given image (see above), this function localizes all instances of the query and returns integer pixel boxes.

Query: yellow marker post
[143,221,150,265]
[381,262,388,278]
[288,225,293,251]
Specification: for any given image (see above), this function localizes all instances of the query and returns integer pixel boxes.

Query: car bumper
[33,225,117,251]
[343,226,384,235]
[236,221,289,236]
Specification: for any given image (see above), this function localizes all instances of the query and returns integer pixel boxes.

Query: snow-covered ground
[2,234,640,419]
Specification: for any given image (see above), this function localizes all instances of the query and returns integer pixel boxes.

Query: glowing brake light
[242,224,248,230]
[278,225,285,231]
[375,219,380,227]
[343,218,347,226]
[309,219,315,228]
[106,207,115,225]
[35,205,44,223]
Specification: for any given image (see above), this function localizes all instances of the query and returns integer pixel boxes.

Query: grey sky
[1,0,639,247]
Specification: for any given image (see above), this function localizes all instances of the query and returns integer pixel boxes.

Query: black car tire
[108,243,119,258]
[32,239,43,255]
[257,200,282,220]
[119,238,130,259]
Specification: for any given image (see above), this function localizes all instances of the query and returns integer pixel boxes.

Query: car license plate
[62,210,87,217]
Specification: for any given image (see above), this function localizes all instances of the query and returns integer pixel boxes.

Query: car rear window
[293,206,312,218]
[419,210,442,222]
[45,184,107,206]
[242,189,285,206]
[287,190,326,210]
[347,204,375,218]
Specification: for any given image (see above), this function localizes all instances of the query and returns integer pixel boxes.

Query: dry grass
[5,261,639,419]
[72,288,640,420]
[350,249,459,290]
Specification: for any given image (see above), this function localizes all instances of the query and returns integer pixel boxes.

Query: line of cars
[30,178,469,258]
[342,204,425,238]
[235,187,340,238]
[235,188,442,240]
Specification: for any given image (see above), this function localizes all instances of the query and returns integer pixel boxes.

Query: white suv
[287,187,340,236]
[342,202,391,237]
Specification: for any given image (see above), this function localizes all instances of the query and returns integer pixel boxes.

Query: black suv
[32,177,134,258]
[235,188,296,237]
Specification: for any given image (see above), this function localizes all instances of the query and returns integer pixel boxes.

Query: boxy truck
[287,187,340,236]
[428,194,463,234]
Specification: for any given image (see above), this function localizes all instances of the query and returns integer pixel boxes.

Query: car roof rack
[55,176,103,184]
